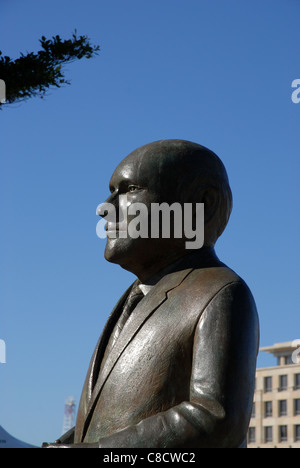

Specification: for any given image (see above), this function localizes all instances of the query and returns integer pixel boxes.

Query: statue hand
[42,442,98,448]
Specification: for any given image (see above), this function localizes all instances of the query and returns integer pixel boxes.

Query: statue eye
[128,185,139,193]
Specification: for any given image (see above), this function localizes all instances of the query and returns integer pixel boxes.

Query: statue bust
[44,139,259,448]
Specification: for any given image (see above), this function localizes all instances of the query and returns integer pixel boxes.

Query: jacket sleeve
[97,281,259,448]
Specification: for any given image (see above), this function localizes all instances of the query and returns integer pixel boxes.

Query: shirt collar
[138,284,154,296]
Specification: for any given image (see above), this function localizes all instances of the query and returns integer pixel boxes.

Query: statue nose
[96,201,117,221]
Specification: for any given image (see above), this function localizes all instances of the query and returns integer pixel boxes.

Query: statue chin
[104,236,136,269]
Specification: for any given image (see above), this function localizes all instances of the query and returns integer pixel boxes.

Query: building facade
[248,341,300,448]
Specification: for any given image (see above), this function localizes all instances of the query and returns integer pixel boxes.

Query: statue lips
[105,222,127,237]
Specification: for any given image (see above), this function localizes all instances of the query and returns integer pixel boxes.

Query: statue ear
[186,186,219,237]
[200,187,219,225]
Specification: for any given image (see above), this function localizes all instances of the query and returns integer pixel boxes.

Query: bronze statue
[44,140,259,448]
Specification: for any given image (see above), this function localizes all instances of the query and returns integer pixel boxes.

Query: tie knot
[122,285,144,314]
[127,285,144,304]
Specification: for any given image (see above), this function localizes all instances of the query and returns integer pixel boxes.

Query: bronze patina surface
[44,140,259,448]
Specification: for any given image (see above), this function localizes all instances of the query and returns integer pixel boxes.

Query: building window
[279,400,287,417]
[248,427,256,444]
[251,403,256,418]
[265,426,273,443]
[264,401,273,418]
[279,425,288,443]
[264,376,272,393]
[277,357,281,366]
[279,375,288,391]
[295,374,300,390]
[284,355,293,365]
[294,399,300,416]
[295,425,300,442]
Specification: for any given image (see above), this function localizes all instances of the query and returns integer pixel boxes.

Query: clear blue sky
[1,0,299,447]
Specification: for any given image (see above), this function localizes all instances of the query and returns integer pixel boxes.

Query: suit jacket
[72,248,259,448]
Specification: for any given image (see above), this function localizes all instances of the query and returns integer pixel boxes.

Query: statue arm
[97,281,259,448]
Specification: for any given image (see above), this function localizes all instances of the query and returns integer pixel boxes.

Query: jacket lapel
[87,284,134,399]
[75,285,133,442]
[81,266,193,441]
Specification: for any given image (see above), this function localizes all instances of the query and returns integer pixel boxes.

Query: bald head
[102,140,232,279]
[119,139,233,246]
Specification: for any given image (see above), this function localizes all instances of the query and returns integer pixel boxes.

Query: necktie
[111,285,144,345]
[99,285,145,366]
[97,284,145,378]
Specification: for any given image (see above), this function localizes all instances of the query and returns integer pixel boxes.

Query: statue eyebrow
[108,179,134,193]
[119,179,138,190]
[108,176,145,194]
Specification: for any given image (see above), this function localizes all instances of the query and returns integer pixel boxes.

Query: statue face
[101,146,186,279]
[98,139,232,279]
[105,154,145,255]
